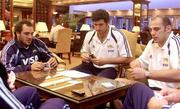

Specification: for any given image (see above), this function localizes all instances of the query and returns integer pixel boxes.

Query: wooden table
[15,70,130,109]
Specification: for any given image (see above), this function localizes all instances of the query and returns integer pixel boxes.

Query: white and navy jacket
[1,37,53,73]
[0,77,25,109]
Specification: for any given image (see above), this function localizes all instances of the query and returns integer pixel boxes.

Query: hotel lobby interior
[1,0,180,67]
[0,0,180,109]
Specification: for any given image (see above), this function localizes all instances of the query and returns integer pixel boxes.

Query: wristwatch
[144,71,151,79]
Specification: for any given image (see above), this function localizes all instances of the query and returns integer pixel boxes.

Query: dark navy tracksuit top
[1,37,53,73]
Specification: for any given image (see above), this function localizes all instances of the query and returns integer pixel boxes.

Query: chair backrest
[56,28,72,53]
[121,29,138,57]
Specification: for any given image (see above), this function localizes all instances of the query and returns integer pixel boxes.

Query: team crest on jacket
[107,44,113,48]
[32,49,37,53]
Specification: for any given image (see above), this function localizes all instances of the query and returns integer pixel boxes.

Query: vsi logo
[22,55,38,65]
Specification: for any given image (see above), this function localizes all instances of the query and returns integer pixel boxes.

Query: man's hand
[130,59,141,68]
[131,67,147,80]
[91,58,106,66]
[81,52,91,63]
[47,57,58,68]
[160,88,180,103]
[7,71,16,91]
[31,62,44,71]
[148,96,168,109]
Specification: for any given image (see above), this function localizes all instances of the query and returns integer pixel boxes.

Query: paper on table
[57,70,91,78]
[39,77,72,87]
[51,80,82,91]
[101,82,115,89]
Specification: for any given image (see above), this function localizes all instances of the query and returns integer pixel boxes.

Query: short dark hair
[151,16,172,26]
[14,20,33,37]
[92,9,109,23]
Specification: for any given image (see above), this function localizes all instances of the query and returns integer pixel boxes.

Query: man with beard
[1,20,58,73]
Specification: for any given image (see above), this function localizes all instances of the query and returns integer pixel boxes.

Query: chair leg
[68,52,71,64]
[72,52,74,56]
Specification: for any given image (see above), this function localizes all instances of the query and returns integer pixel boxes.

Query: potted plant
[57,14,84,31]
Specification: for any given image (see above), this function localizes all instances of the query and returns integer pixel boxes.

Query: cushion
[121,29,138,57]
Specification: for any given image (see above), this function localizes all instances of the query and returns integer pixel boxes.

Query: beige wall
[146,8,180,17]
[85,8,180,17]
[85,8,180,29]
[146,9,180,29]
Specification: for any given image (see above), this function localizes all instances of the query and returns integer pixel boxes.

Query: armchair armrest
[51,53,66,65]
[117,63,130,78]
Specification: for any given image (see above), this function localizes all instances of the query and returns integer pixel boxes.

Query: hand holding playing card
[8,71,16,91]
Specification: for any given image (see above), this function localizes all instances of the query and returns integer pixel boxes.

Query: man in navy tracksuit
[1,20,58,73]
[0,21,70,109]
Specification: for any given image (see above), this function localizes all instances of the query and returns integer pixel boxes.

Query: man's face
[16,24,34,47]
[150,18,169,45]
[93,19,108,34]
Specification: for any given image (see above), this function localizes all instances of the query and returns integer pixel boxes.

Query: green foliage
[57,14,84,30]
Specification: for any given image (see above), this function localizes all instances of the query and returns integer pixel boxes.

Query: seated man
[1,20,59,73]
[0,62,69,109]
[123,83,180,109]
[72,9,132,79]
[118,16,180,109]
[49,21,64,43]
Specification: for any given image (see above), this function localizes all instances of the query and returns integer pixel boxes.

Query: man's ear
[16,32,20,36]
[15,32,20,39]
[166,25,172,33]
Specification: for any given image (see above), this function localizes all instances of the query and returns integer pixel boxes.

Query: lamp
[132,26,141,37]
[35,22,48,37]
[80,24,91,31]
[0,20,6,41]
[79,24,91,47]
[0,20,6,31]
[132,26,140,33]
[80,24,91,38]
[35,22,48,32]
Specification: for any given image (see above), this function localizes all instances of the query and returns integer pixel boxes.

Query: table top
[16,70,130,106]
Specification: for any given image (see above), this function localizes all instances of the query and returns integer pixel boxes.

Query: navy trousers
[123,83,154,109]
[72,62,117,79]
[0,86,69,109]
